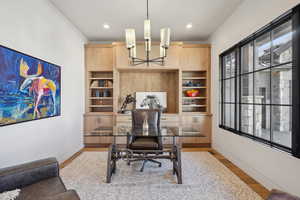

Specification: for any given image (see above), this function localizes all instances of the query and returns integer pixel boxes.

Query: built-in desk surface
[85,125,206,137]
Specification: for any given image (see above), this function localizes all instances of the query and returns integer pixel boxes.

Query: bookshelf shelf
[90,87,113,89]
[182,87,207,89]
[182,71,208,113]
[89,105,113,108]
[89,78,113,80]
[182,97,206,99]
[87,71,113,113]
[89,97,113,100]
[182,105,207,107]
[182,77,206,80]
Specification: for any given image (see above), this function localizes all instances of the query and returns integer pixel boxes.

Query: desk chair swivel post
[127,109,163,172]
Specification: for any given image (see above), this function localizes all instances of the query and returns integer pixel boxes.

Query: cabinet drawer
[84,136,112,144]
[181,115,212,141]
[117,114,180,124]
[116,114,131,123]
[84,115,113,133]
[180,137,210,144]
[160,114,179,122]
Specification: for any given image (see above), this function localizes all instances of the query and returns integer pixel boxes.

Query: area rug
[60,152,262,200]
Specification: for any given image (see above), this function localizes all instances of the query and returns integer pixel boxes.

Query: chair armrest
[0,157,59,192]
[45,190,80,200]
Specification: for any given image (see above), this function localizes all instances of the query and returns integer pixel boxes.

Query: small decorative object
[91,80,98,87]
[119,94,136,113]
[183,81,193,87]
[195,83,203,87]
[135,92,167,110]
[107,80,113,87]
[98,80,105,87]
[103,90,111,97]
[95,90,103,97]
[0,45,61,126]
[186,89,200,97]
[124,0,171,66]
[140,95,162,109]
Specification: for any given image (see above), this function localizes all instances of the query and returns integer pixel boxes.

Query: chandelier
[125,0,171,66]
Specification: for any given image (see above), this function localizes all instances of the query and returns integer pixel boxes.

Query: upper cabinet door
[85,45,113,69]
[180,45,211,70]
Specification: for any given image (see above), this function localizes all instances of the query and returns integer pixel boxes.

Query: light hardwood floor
[60,147,270,199]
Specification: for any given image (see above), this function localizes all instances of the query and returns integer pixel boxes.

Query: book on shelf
[91,80,98,87]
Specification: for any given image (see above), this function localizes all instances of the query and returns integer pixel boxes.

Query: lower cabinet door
[84,136,113,146]
[181,115,211,145]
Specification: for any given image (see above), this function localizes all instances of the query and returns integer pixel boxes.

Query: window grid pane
[219,18,293,153]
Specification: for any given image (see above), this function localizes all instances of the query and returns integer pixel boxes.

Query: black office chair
[127,109,163,172]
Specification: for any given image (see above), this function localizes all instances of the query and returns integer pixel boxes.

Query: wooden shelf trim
[182,77,206,80]
[89,78,113,80]
[182,105,207,107]
[182,87,207,89]
[84,112,114,115]
[182,97,206,99]
[90,87,113,89]
[89,105,113,108]
[89,97,113,99]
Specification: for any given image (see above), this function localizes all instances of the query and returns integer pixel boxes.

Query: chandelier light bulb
[144,19,151,40]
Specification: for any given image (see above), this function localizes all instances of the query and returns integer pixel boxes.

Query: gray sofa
[267,189,300,200]
[0,158,80,200]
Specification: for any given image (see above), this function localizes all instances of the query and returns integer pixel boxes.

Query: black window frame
[219,5,300,158]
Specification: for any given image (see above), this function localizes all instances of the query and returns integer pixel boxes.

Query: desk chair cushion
[129,137,159,150]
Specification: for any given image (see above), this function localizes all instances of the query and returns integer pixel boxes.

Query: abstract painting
[0,45,61,126]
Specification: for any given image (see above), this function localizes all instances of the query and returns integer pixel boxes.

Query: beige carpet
[60,152,262,200]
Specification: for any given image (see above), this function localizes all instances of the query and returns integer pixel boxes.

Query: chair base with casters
[127,133,163,172]
[127,153,162,172]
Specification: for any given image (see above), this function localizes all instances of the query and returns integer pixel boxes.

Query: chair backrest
[131,109,161,130]
[129,109,163,150]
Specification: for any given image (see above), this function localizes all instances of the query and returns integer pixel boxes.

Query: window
[221,52,237,130]
[219,6,300,157]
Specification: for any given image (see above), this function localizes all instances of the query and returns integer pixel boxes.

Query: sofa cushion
[267,189,300,200]
[16,177,66,200]
[0,158,59,193]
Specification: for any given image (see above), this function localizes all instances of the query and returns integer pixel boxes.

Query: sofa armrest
[46,190,80,200]
[267,189,300,200]
[0,157,59,192]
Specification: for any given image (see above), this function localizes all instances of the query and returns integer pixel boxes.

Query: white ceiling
[50,0,243,41]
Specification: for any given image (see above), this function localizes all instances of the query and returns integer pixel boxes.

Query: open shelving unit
[87,71,113,113]
[84,43,211,147]
[181,71,207,113]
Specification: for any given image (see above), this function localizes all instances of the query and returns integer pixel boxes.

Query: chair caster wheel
[159,164,162,167]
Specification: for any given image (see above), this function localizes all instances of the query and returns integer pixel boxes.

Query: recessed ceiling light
[186,23,193,29]
[103,23,110,29]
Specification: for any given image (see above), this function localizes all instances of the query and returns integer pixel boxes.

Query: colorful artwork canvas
[0,45,61,126]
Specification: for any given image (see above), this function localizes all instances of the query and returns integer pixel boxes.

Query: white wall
[210,0,300,196]
[0,0,86,168]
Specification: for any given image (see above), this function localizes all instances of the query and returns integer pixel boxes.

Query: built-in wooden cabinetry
[84,42,211,147]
